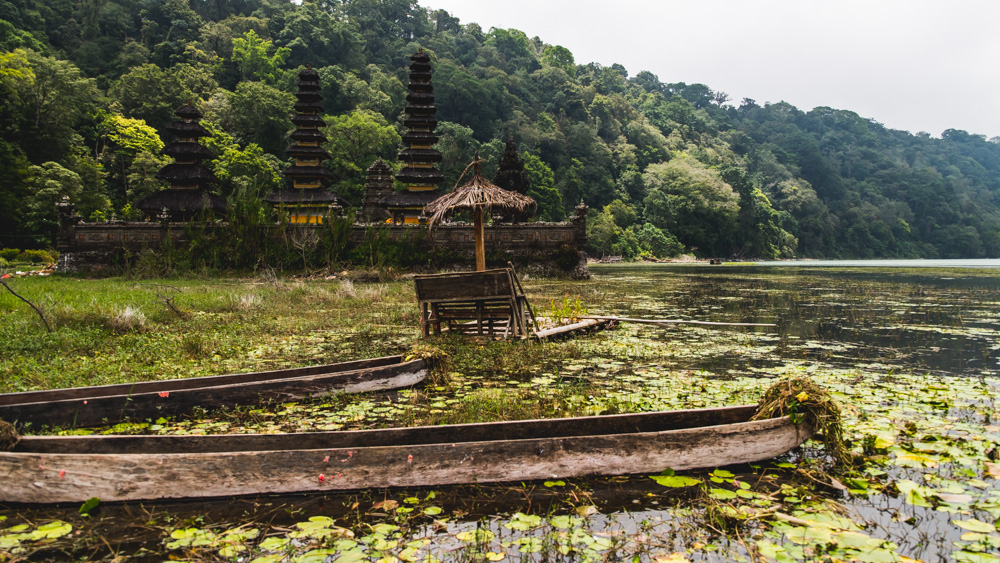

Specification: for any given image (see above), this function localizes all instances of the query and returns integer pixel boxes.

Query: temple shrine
[266,65,345,223]
[382,50,445,224]
[136,104,225,221]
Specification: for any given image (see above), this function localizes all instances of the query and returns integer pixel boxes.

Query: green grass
[0,275,425,393]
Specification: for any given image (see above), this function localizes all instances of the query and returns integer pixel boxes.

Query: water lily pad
[708,488,737,500]
[650,474,701,488]
[954,519,997,534]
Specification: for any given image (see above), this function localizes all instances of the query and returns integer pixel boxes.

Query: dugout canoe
[0,355,427,429]
[0,405,813,504]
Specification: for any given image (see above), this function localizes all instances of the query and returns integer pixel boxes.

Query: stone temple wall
[56,205,589,278]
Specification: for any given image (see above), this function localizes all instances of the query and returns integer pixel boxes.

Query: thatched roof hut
[424,157,536,270]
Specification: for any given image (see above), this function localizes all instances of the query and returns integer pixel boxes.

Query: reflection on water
[591,263,1000,378]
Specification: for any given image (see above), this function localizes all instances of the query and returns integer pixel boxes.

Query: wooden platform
[414,268,532,339]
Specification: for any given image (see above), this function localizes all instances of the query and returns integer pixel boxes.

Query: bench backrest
[414,269,517,302]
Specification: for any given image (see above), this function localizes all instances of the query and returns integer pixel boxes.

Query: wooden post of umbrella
[473,206,485,271]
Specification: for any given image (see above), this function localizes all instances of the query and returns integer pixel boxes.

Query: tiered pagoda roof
[396,50,444,189]
[138,103,225,220]
[361,159,395,222]
[493,139,531,195]
[155,104,216,189]
[266,66,345,221]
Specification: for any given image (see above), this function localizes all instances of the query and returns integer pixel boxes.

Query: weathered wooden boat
[0,355,427,429]
[0,405,813,504]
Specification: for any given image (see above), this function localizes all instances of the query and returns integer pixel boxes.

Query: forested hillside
[2,0,999,259]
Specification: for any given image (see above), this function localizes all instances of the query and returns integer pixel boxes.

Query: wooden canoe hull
[0,356,427,429]
[0,406,813,504]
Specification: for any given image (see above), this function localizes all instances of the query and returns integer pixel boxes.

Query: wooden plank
[1,410,812,503]
[0,359,426,429]
[414,270,515,301]
[534,318,608,340]
[580,316,778,328]
[0,355,402,406]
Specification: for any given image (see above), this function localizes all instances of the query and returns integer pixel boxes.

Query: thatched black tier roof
[366,159,395,180]
[164,121,210,138]
[403,131,439,145]
[174,104,202,120]
[291,114,326,127]
[163,142,215,160]
[296,78,321,90]
[286,145,331,159]
[290,129,327,143]
[404,117,438,130]
[265,188,346,206]
[294,90,322,102]
[294,103,324,115]
[396,167,445,184]
[136,188,227,214]
[156,163,216,185]
[399,148,443,163]
[404,105,437,115]
[283,165,334,180]
[382,189,441,208]
[406,92,434,105]
[407,76,432,88]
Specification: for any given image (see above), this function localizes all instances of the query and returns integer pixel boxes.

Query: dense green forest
[2,0,999,259]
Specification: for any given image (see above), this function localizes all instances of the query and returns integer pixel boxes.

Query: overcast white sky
[426,0,1000,139]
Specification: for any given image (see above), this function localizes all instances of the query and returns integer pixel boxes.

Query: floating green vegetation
[753,377,850,467]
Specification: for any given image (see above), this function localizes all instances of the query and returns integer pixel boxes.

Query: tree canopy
[1,0,999,259]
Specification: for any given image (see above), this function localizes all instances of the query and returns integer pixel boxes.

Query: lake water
[752,259,1000,268]
[588,262,1000,379]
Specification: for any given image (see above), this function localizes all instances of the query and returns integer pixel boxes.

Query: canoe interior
[14,404,761,454]
[0,355,403,406]
[0,356,425,429]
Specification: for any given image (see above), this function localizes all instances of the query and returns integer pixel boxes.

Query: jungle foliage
[2,0,999,259]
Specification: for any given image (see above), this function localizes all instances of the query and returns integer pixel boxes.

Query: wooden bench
[413,268,531,338]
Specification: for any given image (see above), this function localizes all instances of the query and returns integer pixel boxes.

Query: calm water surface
[588,261,1000,378]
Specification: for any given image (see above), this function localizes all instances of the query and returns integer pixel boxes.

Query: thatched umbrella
[424,156,536,271]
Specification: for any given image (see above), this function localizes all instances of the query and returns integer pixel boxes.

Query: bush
[550,244,582,271]
[20,249,55,264]
[0,249,20,261]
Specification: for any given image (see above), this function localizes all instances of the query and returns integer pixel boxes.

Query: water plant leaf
[79,497,100,516]
[33,521,72,540]
[456,529,494,542]
[708,488,737,500]
[650,475,701,488]
[258,537,290,551]
[954,519,997,533]
[549,515,578,529]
